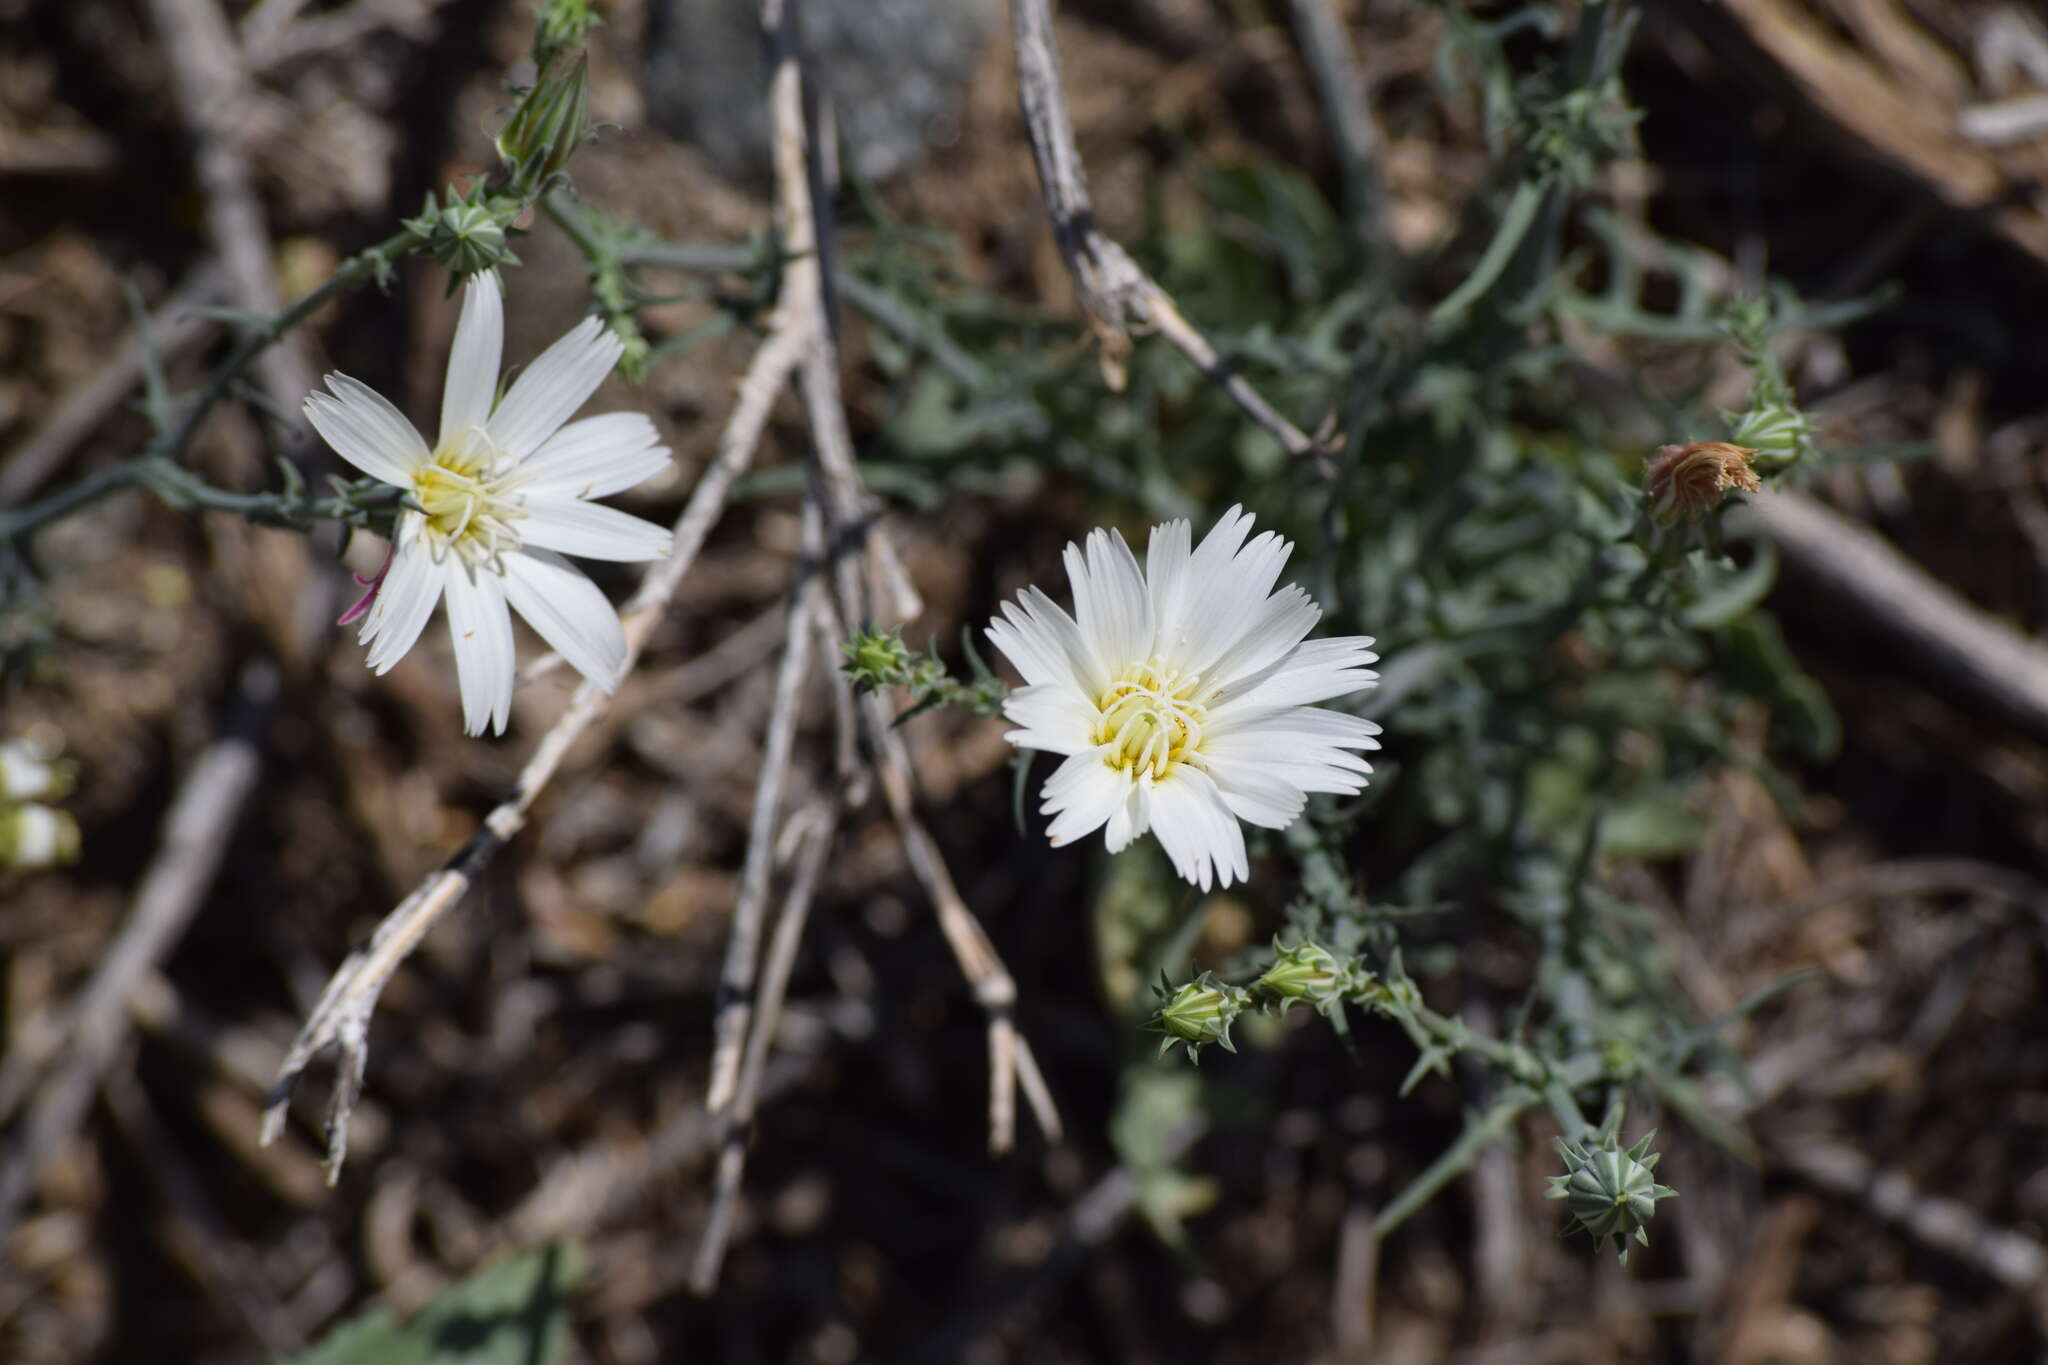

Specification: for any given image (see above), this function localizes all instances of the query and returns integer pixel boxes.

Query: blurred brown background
[6,0,2048,1361]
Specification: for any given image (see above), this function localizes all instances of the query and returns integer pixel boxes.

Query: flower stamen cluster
[1095,662,1204,780]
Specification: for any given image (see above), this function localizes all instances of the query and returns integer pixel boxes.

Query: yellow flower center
[1094,661,1205,780]
[411,429,522,564]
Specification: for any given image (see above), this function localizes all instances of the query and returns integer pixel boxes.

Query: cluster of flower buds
[1148,938,1386,1061]
[1547,1129,1677,1264]
[1643,440,1762,526]
[0,738,78,870]
[840,627,1007,719]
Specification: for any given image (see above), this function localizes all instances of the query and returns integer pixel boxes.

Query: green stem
[1373,1089,1535,1237]
[0,226,425,546]
[560,192,994,391]
[0,461,150,541]
[158,226,424,462]
[1428,178,1546,332]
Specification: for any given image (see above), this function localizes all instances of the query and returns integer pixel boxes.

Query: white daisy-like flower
[987,506,1380,890]
[303,272,672,735]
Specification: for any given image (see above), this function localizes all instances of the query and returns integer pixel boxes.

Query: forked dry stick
[704,577,819,1114]
[691,793,838,1292]
[859,694,1063,1152]
[769,0,1055,1154]
[1009,0,1332,467]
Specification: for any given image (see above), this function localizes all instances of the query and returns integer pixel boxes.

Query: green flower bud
[1546,1130,1677,1265]
[496,55,591,187]
[841,627,912,692]
[0,802,80,869]
[406,189,521,279]
[1256,940,1346,1011]
[1726,401,1811,468]
[1150,974,1250,1062]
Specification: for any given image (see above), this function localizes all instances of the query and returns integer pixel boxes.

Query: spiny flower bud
[841,627,913,692]
[1726,402,1811,468]
[1547,1130,1677,1265]
[0,802,79,869]
[496,55,591,187]
[406,189,520,279]
[1644,441,1762,526]
[1151,974,1251,1063]
[1255,940,1346,1011]
[0,739,73,803]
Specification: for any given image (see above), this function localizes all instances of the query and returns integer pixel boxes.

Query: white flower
[987,507,1380,890]
[303,273,672,735]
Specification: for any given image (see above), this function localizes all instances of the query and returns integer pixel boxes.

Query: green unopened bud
[497,55,590,187]
[1725,401,1811,468]
[1547,1130,1677,1265]
[0,740,73,802]
[407,189,520,279]
[1256,940,1346,1011]
[841,627,913,692]
[1150,974,1250,1063]
[0,803,79,869]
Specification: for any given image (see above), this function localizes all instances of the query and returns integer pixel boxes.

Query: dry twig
[1009,0,1332,466]
[691,795,837,1292]
[704,577,820,1114]
[1735,490,2048,741]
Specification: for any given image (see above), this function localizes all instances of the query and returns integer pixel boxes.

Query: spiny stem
[0,226,425,546]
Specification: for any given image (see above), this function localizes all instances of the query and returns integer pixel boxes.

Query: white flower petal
[1199,755,1307,830]
[1147,767,1248,890]
[1144,516,1193,647]
[501,548,627,690]
[304,376,430,485]
[1104,782,1151,853]
[1211,636,1379,710]
[1178,516,1295,677]
[1203,709,1379,795]
[1040,747,1129,847]
[517,496,673,562]
[359,531,441,674]
[439,272,504,446]
[1065,528,1150,675]
[1000,682,1098,756]
[1207,702,1382,749]
[1198,584,1321,695]
[486,316,623,459]
[513,413,671,501]
[988,587,1104,695]
[443,561,516,736]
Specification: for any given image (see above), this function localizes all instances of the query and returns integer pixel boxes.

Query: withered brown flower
[1643,441,1762,525]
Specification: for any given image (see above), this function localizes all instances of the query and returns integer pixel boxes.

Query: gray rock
[643,0,998,186]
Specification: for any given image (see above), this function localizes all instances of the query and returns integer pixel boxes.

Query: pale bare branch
[1009,0,1332,467]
